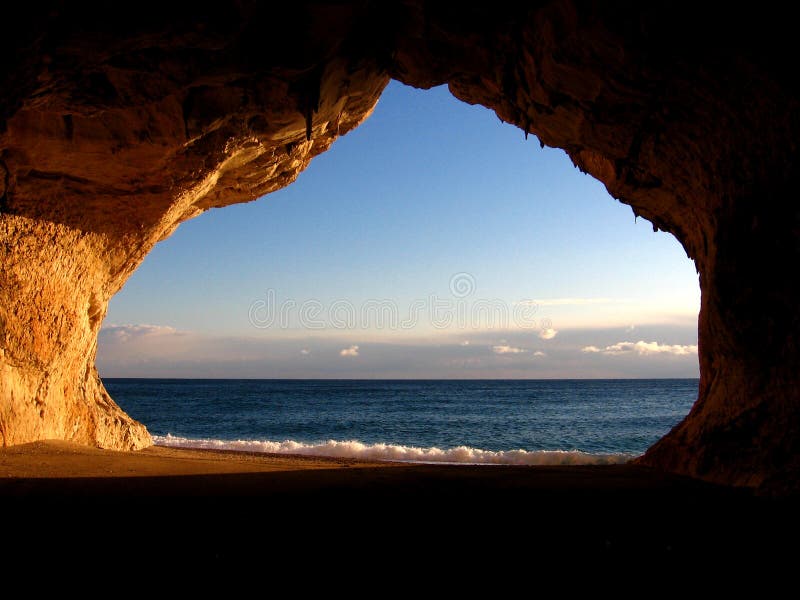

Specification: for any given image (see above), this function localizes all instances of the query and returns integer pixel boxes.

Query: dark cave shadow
[2,464,792,565]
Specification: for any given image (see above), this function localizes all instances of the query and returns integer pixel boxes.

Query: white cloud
[101,323,181,343]
[492,345,527,355]
[339,345,360,357]
[538,328,558,340]
[533,351,546,357]
[460,340,471,346]
[300,349,310,355]
[97,326,700,378]
[581,340,698,356]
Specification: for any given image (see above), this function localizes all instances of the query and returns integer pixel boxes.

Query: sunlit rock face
[1,2,797,491]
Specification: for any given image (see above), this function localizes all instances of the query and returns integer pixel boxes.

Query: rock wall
[1,1,797,490]
[0,2,390,450]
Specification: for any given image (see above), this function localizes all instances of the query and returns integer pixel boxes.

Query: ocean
[106,378,697,465]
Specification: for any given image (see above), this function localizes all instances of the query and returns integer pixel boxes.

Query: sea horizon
[104,376,699,381]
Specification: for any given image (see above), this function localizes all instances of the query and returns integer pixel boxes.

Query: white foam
[153,434,633,465]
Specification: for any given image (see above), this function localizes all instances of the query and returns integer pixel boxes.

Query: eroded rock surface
[1,2,798,491]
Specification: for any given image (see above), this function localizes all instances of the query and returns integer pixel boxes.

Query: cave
[0,1,797,493]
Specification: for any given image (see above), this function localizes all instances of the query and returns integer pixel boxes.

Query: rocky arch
[0,1,797,491]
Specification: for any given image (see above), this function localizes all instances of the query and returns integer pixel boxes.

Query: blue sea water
[105,379,697,464]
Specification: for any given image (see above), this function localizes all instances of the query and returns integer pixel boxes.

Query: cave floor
[0,441,795,567]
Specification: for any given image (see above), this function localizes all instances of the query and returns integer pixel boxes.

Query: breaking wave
[153,434,633,465]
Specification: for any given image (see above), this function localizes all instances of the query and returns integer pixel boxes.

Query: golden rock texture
[1,2,797,490]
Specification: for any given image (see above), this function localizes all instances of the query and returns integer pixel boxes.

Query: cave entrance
[97,81,700,463]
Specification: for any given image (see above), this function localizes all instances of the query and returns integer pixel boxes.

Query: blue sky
[99,81,700,378]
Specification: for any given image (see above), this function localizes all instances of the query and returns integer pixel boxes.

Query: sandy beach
[0,439,727,497]
[1,441,792,567]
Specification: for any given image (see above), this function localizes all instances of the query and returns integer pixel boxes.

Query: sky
[98,81,700,378]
